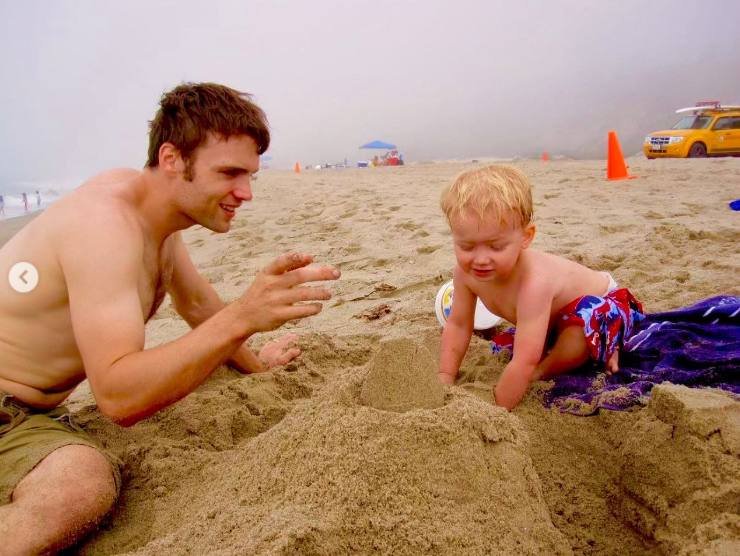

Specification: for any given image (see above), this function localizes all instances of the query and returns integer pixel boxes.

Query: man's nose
[233,181,252,202]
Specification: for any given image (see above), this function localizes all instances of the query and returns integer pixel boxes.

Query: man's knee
[13,444,119,514]
[4,445,118,554]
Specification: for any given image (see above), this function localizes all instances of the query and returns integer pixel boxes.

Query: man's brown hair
[146,82,270,180]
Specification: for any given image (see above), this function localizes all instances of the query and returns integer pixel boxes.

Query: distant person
[36,190,41,207]
[437,165,644,410]
[0,82,340,553]
[21,193,28,212]
[0,195,4,217]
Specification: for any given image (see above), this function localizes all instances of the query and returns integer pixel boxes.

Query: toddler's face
[449,208,533,282]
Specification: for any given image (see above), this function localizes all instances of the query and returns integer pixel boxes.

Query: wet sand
[0,213,41,249]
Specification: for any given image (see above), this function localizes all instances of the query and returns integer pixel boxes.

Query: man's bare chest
[140,240,175,322]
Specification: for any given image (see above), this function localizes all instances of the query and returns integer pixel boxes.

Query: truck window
[672,116,712,130]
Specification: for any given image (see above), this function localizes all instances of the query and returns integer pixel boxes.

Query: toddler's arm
[438,272,476,385]
[494,283,552,410]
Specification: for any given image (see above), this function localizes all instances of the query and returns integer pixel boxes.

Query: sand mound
[108,367,571,556]
[611,384,740,554]
[360,338,445,412]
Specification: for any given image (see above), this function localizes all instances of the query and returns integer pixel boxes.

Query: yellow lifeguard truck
[644,101,740,159]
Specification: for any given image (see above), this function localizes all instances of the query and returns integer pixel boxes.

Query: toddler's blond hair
[440,165,533,227]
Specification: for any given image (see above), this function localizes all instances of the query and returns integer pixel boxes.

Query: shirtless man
[0,83,340,554]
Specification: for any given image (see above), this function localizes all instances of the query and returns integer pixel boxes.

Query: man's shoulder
[51,191,145,270]
[60,171,143,230]
[80,168,142,188]
[54,193,140,242]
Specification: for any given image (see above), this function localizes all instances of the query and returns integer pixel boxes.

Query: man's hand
[235,252,340,336]
[258,333,301,370]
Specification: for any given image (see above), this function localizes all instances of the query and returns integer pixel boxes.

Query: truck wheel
[688,143,707,158]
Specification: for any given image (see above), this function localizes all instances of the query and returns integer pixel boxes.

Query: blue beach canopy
[260,155,273,161]
[359,140,397,150]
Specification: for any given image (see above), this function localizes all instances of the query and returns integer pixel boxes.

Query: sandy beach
[5,158,739,555]
[0,212,41,250]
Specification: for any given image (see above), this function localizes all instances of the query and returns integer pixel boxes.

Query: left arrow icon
[9,262,38,293]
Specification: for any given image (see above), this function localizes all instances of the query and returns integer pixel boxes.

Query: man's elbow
[96,397,147,428]
[172,295,211,327]
[98,404,137,428]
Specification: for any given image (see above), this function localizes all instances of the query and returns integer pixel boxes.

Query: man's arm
[438,268,476,386]
[167,232,297,373]
[61,216,337,426]
[493,282,552,410]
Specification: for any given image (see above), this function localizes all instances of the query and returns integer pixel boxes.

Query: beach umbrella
[358,140,400,167]
[259,155,273,162]
[359,140,397,150]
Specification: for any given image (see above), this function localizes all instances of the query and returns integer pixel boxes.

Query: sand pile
[97,340,570,556]
[610,384,740,555]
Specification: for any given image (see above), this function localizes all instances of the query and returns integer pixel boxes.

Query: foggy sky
[1,0,739,184]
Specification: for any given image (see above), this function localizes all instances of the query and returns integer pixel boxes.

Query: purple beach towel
[545,296,740,415]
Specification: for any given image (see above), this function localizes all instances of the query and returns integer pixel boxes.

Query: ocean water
[0,181,77,221]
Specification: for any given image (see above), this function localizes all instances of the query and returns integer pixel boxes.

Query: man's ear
[522,222,536,249]
[158,143,185,177]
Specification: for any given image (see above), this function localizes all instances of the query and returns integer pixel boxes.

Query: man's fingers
[283,266,341,287]
[286,286,333,304]
[263,252,313,276]
[281,303,323,321]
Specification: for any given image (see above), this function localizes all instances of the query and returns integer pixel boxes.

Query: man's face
[178,134,260,233]
[450,208,534,282]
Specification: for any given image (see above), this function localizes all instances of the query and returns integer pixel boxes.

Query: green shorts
[0,391,122,505]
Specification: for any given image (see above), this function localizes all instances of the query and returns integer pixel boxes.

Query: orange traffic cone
[607,131,637,181]
[294,162,300,174]
[542,151,549,162]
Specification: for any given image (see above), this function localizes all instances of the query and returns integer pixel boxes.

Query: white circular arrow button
[9,262,39,293]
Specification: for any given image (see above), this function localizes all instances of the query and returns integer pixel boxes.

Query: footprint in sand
[416,244,442,255]
[396,221,422,232]
[599,223,632,234]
